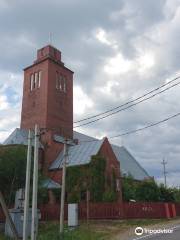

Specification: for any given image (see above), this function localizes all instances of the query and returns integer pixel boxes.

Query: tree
[136,180,160,202]
[89,155,106,202]
[0,145,27,203]
[159,184,175,202]
[122,175,136,201]
[173,188,180,202]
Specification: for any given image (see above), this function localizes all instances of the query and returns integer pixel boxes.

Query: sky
[0,0,180,187]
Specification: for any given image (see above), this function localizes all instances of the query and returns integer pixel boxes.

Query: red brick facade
[20,45,122,202]
[99,138,122,202]
[49,138,122,202]
[21,45,73,139]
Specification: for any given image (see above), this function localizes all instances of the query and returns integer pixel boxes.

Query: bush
[102,190,117,202]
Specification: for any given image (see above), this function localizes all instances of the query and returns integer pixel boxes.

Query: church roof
[49,138,104,169]
[111,145,149,180]
[42,179,61,189]
[3,128,150,180]
[3,128,44,148]
[72,131,150,180]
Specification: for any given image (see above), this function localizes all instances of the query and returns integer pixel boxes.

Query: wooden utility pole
[31,125,39,240]
[0,191,19,239]
[60,140,68,234]
[161,158,167,187]
[23,130,32,240]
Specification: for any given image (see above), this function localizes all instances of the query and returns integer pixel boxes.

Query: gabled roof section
[3,128,43,148]
[49,138,104,170]
[3,128,29,145]
[112,145,149,180]
[73,131,96,142]
[42,179,61,189]
[72,131,149,180]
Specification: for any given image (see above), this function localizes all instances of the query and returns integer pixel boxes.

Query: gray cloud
[0,0,180,186]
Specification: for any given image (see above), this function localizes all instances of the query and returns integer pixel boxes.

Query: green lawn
[0,222,107,240]
[37,222,107,240]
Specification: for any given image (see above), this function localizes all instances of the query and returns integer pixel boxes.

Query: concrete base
[5,208,39,238]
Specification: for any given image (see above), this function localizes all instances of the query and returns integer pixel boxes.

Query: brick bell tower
[20,45,74,139]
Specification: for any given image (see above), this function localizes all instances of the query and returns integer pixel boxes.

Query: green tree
[89,155,106,202]
[0,145,27,203]
[173,188,180,202]
[136,180,160,202]
[122,175,136,201]
[159,184,175,202]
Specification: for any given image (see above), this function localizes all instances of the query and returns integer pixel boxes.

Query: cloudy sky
[0,0,180,186]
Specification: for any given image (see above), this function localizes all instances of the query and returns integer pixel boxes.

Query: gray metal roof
[112,145,149,180]
[49,138,104,170]
[73,131,96,142]
[4,129,150,180]
[71,131,150,180]
[3,128,43,148]
[42,179,61,189]
[3,128,30,145]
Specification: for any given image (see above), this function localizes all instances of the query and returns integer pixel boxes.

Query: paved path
[113,219,180,240]
[131,225,180,240]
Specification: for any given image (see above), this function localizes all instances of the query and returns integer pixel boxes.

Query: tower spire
[49,32,52,45]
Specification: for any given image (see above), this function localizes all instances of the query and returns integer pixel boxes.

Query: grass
[0,222,107,240]
[0,218,175,240]
[38,222,106,240]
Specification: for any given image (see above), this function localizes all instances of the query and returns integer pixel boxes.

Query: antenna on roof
[49,32,53,45]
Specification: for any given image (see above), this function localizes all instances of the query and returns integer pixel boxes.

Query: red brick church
[4,44,150,203]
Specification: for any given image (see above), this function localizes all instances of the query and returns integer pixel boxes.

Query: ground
[0,218,180,239]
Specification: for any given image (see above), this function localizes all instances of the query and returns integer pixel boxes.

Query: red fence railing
[175,203,180,216]
[123,202,168,219]
[38,202,177,221]
[79,202,124,219]
[1,202,179,222]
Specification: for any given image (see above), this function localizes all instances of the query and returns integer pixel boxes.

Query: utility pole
[161,158,168,187]
[23,130,32,240]
[60,139,68,234]
[31,125,39,240]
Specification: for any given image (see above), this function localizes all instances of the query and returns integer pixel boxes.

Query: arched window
[30,70,42,91]
[59,74,63,91]
[56,72,59,89]
[38,71,41,88]
[30,74,34,91]
[35,72,38,87]
[63,76,66,92]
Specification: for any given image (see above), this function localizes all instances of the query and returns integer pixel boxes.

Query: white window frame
[38,71,41,88]
[56,72,59,89]
[30,74,34,91]
[63,76,66,92]
[59,74,63,91]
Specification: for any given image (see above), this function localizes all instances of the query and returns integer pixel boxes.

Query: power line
[74,75,180,124]
[74,80,180,128]
[1,76,180,132]
[77,110,180,143]
[109,111,180,139]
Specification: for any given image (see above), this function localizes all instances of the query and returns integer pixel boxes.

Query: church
[3,44,150,202]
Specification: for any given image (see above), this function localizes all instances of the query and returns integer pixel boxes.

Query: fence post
[164,203,170,219]
[171,204,176,218]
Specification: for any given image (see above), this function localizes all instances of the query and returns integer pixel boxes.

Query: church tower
[20,45,73,139]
